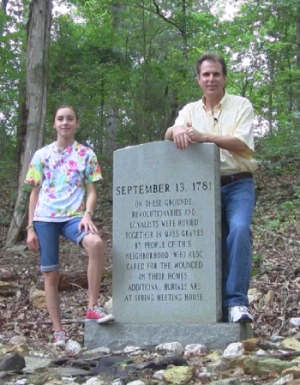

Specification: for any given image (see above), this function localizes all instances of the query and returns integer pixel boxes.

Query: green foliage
[256,125,300,162]
[251,253,264,276]
[0,0,299,177]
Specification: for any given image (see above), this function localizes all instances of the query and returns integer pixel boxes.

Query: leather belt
[221,172,253,186]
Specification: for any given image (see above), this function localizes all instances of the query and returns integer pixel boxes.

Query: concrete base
[84,322,253,350]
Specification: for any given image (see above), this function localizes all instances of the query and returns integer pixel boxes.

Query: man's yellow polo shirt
[172,93,258,176]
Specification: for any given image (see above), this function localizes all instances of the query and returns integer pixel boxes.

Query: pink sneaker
[53,330,67,347]
[85,305,114,324]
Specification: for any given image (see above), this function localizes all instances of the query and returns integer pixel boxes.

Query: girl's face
[53,107,79,141]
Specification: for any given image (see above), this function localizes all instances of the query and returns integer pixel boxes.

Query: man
[165,53,257,323]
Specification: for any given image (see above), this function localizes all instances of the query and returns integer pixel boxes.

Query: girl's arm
[78,183,99,234]
[26,186,40,252]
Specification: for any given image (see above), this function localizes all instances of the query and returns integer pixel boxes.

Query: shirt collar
[53,140,77,154]
[200,91,228,111]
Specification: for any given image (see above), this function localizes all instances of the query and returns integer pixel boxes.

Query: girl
[25,105,113,346]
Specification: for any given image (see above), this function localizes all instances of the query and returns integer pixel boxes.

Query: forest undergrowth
[0,159,299,346]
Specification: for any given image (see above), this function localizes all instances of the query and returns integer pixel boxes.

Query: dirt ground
[0,165,299,346]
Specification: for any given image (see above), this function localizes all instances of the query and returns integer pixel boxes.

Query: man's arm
[164,124,194,150]
[186,128,253,157]
[164,126,173,140]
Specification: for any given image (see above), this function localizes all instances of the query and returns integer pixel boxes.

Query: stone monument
[85,141,251,349]
[113,141,221,323]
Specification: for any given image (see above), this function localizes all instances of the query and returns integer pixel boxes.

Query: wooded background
[0,0,299,246]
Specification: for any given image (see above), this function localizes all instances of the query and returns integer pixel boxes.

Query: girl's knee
[83,234,104,252]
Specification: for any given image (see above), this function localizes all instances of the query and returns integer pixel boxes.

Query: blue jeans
[221,178,255,315]
[34,218,86,272]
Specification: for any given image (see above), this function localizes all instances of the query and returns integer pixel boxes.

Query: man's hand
[78,213,99,234]
[172,125,194,150]
[27,228,39,253]
[186,125,210,143]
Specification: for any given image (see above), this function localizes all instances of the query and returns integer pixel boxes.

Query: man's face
[197,60,226,98]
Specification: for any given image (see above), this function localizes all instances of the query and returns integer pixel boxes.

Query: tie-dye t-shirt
[24,141,102,222]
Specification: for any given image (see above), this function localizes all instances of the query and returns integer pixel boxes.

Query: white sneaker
[228,306,253,323]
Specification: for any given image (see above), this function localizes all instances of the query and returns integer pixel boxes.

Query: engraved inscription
[115,181,212,304]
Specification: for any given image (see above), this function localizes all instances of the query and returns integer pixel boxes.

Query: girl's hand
[27,228,39,252]
[78,213,99,234]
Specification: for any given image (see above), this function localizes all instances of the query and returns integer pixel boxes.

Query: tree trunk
[0,0,8,37]
[295,5,300,123]
[267,55,274,135]
[181,0,188,63]
[295,5,300,187]
[1,0,8,13]
[5,0,52,248]
[101,2,121,163]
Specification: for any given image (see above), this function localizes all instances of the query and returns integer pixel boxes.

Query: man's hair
[196,53,227,76]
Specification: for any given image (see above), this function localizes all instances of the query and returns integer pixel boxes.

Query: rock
[259,339,281,349]
[0,280,19,297]
[65,339,82,356]
[282,366,300,378]
[52,366,90,377]
[15,379,28,385]
[264,290,274,306]
[255,349,268,356]
[84,377,106,385]
[290,318,300,327]
[281,337,300,351]
[5,336,29,355]
[247,288,262,303]
[205,379,241,385]
[111,379,123,385]
[123,346,142,355]
[286,380,300,385]
[195,366,213,382]
[156,342,184,355]
[9,336,27,345]
[206,351,222,362]
[184,343,207,358]
[163,366,193,385]
[270,335,284,343]
[291,356,300,365]
[29,287,46,309]
[126,381,145,385]
[0,352,25,372]
[223,342,244,359]
[242,338,259,352]
[0,342,29,355]
[0,268,17,281]
[153,369,165,380]
[82,346,111,356]
[242,357,295,375]
[206,351,227,371]
[272,374,294,385]
[24,356,52,374]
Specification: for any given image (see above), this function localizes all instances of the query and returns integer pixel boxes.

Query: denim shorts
[33,218,86,272]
